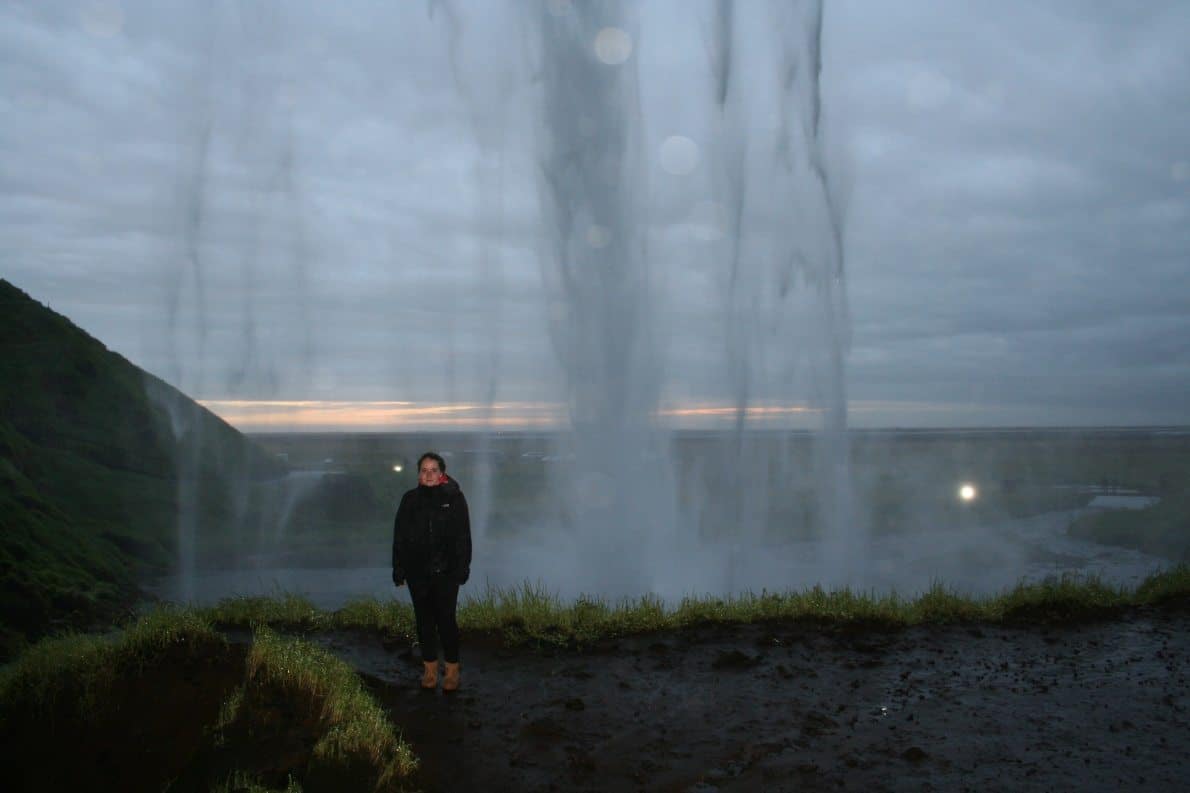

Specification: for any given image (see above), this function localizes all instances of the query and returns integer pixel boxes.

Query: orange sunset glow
[196,399,974,432]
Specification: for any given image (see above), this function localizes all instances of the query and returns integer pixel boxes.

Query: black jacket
[392,477,472,586]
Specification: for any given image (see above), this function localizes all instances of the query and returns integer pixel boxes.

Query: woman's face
[418,459,443,487]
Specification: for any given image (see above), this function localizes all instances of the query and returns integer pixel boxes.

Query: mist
[3,0,1187,604]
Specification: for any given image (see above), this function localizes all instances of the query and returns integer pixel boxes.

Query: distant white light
[1172,161,1190,183]
[689,200,726,242]
[81,0,124,37]
[958,483,978,502]
[586,224,611,249]
[594,27,633,65]
[392,464,403,473]
[659,135,700,176]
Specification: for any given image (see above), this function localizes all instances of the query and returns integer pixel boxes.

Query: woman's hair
[417,451,446,474]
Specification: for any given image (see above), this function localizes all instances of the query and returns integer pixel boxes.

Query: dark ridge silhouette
[0,278,280,657]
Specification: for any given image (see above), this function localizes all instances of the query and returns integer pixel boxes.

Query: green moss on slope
[0,279,281,657]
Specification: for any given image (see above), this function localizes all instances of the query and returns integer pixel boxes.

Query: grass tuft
[0,607,223,720]
[244,628,417,789]
[992,573,1125,622]
[334,597,416,636]
[909,581,990,623]
[175,565,1190,650]
[202,593,326,630]
[2,609,417,791]
[1132,563,1190,605]
[450,565,1186,644]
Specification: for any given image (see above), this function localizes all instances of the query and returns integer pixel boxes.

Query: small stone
[712,650,760,670]
[903,746,928,763]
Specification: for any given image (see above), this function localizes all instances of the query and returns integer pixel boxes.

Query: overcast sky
[2,0,1188,430]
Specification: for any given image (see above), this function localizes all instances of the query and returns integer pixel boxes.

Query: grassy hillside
[0,279,281,657]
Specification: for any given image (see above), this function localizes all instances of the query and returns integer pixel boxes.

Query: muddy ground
[312,607,1190,792]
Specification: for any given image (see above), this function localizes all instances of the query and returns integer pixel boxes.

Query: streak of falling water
[708,0,756,583]
[774,0,860,582]
[149,3,315,600]
[530,1,678,595]
[145,1,856,601]
[433,1,519,545]
[706,0,860,585]
[154,7,216,603]
[437,1,855,595]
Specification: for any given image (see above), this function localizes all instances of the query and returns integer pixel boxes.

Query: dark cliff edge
[0,278,281,658]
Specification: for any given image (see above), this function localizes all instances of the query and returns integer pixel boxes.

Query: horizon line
[195,399,1188,434]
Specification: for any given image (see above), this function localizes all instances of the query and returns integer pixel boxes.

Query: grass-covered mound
[0,611,416,792]
[0,279,282,657]
[0,610,241,791]
[196,565,1190,650]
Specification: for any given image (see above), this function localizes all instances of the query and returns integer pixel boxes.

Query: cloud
[2,0,1188,427]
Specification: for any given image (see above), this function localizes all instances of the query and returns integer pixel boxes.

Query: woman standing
[392,452,472,691]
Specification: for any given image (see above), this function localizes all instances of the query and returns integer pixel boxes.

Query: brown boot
[442,661,461,692]
[421,660,439,689]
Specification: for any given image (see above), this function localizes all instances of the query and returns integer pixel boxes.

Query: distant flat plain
[147,427,1188,606]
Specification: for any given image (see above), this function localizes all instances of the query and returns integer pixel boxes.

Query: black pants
[408,575,461,663]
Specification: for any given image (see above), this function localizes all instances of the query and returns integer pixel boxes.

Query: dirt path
[314,608,1189,792]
